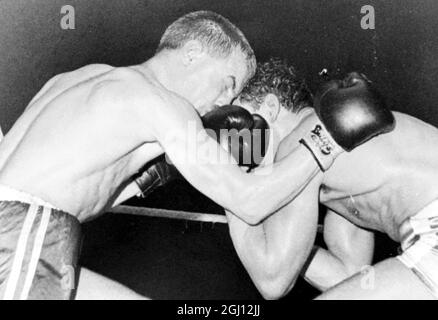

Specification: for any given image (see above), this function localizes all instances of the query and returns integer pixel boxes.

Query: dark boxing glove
[134,155,181,198]
[134,105,270,197]
[300,72,395,171]
[202,105,270,171]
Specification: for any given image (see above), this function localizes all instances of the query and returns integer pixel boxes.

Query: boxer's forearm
[302,246,359,292]
[148,98,320,224]
[226,212,293,299]
[235,146,321,224]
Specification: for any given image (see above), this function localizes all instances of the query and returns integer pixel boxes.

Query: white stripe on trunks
[20,206,51,300]
[3,204,39,299]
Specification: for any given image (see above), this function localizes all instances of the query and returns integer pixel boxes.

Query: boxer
[128,104,271,198]
[0,7,393,298]
[74,104,271,300]
[0,11,268,300]
[226,58,438,299]
[131,58,395,300]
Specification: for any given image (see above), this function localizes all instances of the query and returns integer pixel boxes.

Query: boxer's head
[155,11,256,115]
[234,57,313,138]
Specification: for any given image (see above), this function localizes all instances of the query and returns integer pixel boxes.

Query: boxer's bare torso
[0,64,179,221]
[283,110,438,242]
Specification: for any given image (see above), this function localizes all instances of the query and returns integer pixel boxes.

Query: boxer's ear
[262,93,280,122]
[181,40,204,66]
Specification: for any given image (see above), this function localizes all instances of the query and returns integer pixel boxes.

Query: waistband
[0,184,60,211]
[399,199,438,250]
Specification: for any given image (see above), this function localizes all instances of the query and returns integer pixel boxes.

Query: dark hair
[157,11,256,78]
[239,57,313,113]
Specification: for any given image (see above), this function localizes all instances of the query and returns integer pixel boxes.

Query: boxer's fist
[300,72,395,171]
[134,155,181,198]
[202,105,270,171]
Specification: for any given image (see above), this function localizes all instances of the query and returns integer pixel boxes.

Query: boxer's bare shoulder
[84,65,198,139]
[0,64,117,167]
[26,64,115,109]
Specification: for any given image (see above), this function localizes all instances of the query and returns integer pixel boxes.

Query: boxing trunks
[0,185,81,300]
[397,199,438,299]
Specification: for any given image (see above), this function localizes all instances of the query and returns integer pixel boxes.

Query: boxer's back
[0,64,163,219]
[0,64,115,165]
[320,111,438,240]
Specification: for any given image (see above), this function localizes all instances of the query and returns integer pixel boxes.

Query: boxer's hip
[0,184,81,300]
[397,199,438,299]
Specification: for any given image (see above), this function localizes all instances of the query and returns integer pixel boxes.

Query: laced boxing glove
[299,72,395,171]
[134,154,180,198]
[134,105,270,197]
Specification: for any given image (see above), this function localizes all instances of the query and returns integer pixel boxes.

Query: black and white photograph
[0,0,437,304]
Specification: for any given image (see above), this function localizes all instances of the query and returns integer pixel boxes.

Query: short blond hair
[157,11,256,79]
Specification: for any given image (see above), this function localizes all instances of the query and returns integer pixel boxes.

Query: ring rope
[109,205,324,233]
[109,205,227,224]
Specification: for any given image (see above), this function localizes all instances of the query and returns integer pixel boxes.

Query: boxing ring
[109,205,227,224]
[108,205,324,233]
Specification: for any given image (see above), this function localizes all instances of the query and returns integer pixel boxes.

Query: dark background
[0,0,436,299]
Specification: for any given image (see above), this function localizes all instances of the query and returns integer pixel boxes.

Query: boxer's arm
[154,110,321,224]
[93,70,320,224]
[302,209,374,291]
[226,180,320,299]
[26,74,64,108]
[139,85,322,224]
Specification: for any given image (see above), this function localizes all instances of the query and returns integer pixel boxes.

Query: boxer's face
[185,49,249,115]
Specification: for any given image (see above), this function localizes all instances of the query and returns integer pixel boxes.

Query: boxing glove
[300,72,395,171]
[134,155,181,198]
[202,105,270,171]
[134,105,270,198]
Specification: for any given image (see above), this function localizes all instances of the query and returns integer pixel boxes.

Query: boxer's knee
[75,268,147,300]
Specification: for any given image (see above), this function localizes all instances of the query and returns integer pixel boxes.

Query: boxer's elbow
[254,256,300,299]
[258,280,293,300]
[230,194,271,225]
[230,202,265,225]
[256,269,298,300]
[223,176,276,225]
